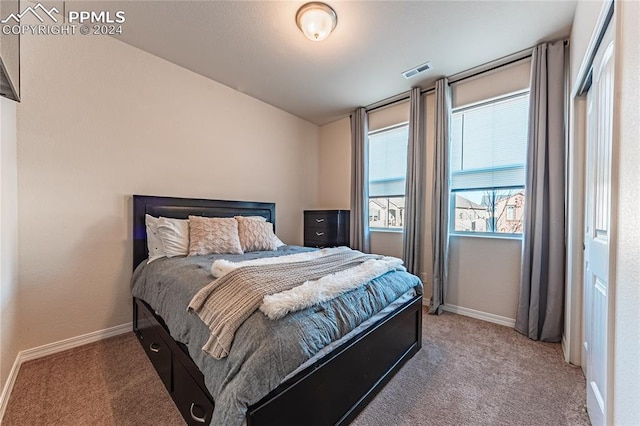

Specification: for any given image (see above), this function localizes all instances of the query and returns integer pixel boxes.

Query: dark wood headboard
[133,195,276,271]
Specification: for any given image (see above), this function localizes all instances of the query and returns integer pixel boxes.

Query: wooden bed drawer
[173,360,214,425]
[135,302,172,392]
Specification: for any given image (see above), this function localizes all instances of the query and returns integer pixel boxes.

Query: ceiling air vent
[402,61,432,79]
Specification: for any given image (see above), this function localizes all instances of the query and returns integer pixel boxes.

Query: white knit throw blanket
[210,247,350,278]
[260,256,404,319]
[190,248,405,359]
[210,246,405,319]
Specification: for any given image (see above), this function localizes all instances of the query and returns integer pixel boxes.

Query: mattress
[131,245,422,425]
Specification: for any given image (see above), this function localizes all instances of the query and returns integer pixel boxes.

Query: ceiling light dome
[296,2,337,42]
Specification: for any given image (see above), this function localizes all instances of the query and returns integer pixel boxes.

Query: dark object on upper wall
[0,0,20,102]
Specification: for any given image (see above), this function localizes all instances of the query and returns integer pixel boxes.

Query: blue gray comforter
[131,246,422,425]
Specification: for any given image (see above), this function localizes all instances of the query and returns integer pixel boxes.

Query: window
[368,124,409,230]
[450,92,529,235]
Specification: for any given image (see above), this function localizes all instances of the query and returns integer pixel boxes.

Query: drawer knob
[149,343,160,353]
[315,218,325,223]
[315,231,324,237]
[190,403,207,423]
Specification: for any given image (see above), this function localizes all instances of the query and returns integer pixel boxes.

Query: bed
[131,195,423,425]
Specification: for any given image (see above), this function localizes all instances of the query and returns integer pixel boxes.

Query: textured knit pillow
[235,216,278,252]
[188,216,243,256]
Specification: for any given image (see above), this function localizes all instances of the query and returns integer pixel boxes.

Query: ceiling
[107,1,577,125]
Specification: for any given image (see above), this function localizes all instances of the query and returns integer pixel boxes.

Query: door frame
[566,0,616,424]
[566,0,614,367]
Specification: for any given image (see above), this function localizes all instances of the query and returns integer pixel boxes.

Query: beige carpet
[3,309,590,425]
[3,333,184,425]
[351,311,589,426]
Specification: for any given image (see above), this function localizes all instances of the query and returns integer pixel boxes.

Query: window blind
[369,124,409,197]
[450,94,529,191]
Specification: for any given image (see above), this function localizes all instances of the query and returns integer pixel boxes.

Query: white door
[583,22,614,426]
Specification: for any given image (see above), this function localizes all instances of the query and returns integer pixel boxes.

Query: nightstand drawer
[304,227,334,243]
[304,211,340,229]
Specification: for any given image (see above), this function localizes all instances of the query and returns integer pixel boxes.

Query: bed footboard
[246,294,423,426]
[134,294,422,426]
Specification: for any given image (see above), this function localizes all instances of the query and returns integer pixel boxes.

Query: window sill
[370,228,403,234]
[449,232,522,241]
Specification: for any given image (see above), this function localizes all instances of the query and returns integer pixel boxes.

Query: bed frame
[132,195,423,425]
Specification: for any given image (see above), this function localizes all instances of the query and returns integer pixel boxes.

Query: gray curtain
[403,87,426,276]
[430,78,451,315]
[515,41,566,341]
[350,108,371,253]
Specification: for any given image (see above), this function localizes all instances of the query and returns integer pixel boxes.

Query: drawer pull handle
[149,343,160,353]
[315,218,325,223]
[190,403,206,423]
[315,232,324,237]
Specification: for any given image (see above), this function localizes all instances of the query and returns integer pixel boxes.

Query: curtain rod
[447,47,533,85]
[365,92,410,113]
[365,46,535,113]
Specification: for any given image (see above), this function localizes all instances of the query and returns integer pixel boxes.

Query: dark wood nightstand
[304,210,350,248]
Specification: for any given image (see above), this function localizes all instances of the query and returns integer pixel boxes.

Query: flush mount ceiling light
[296,2,338,42]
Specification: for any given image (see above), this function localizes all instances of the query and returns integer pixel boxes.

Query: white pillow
[274,236,285,247]
[145,214,166,264]
[157,217,190,257]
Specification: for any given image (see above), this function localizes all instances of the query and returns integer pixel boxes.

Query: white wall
[447,236,521,319]
[612,1,640,422]
[369,231,403,258]
[14,33,319,352]
[570,0,607,88]
[317,117,350,210]
[0,97,18,389]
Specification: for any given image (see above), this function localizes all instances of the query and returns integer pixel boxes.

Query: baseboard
[18,322,132,363]
[0,322,132,422]
[442,304,516,328]
[0,354,21,424]
[422,297,430,307]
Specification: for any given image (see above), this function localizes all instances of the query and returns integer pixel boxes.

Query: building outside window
[368,123,409,230]
[449,92,529,235]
